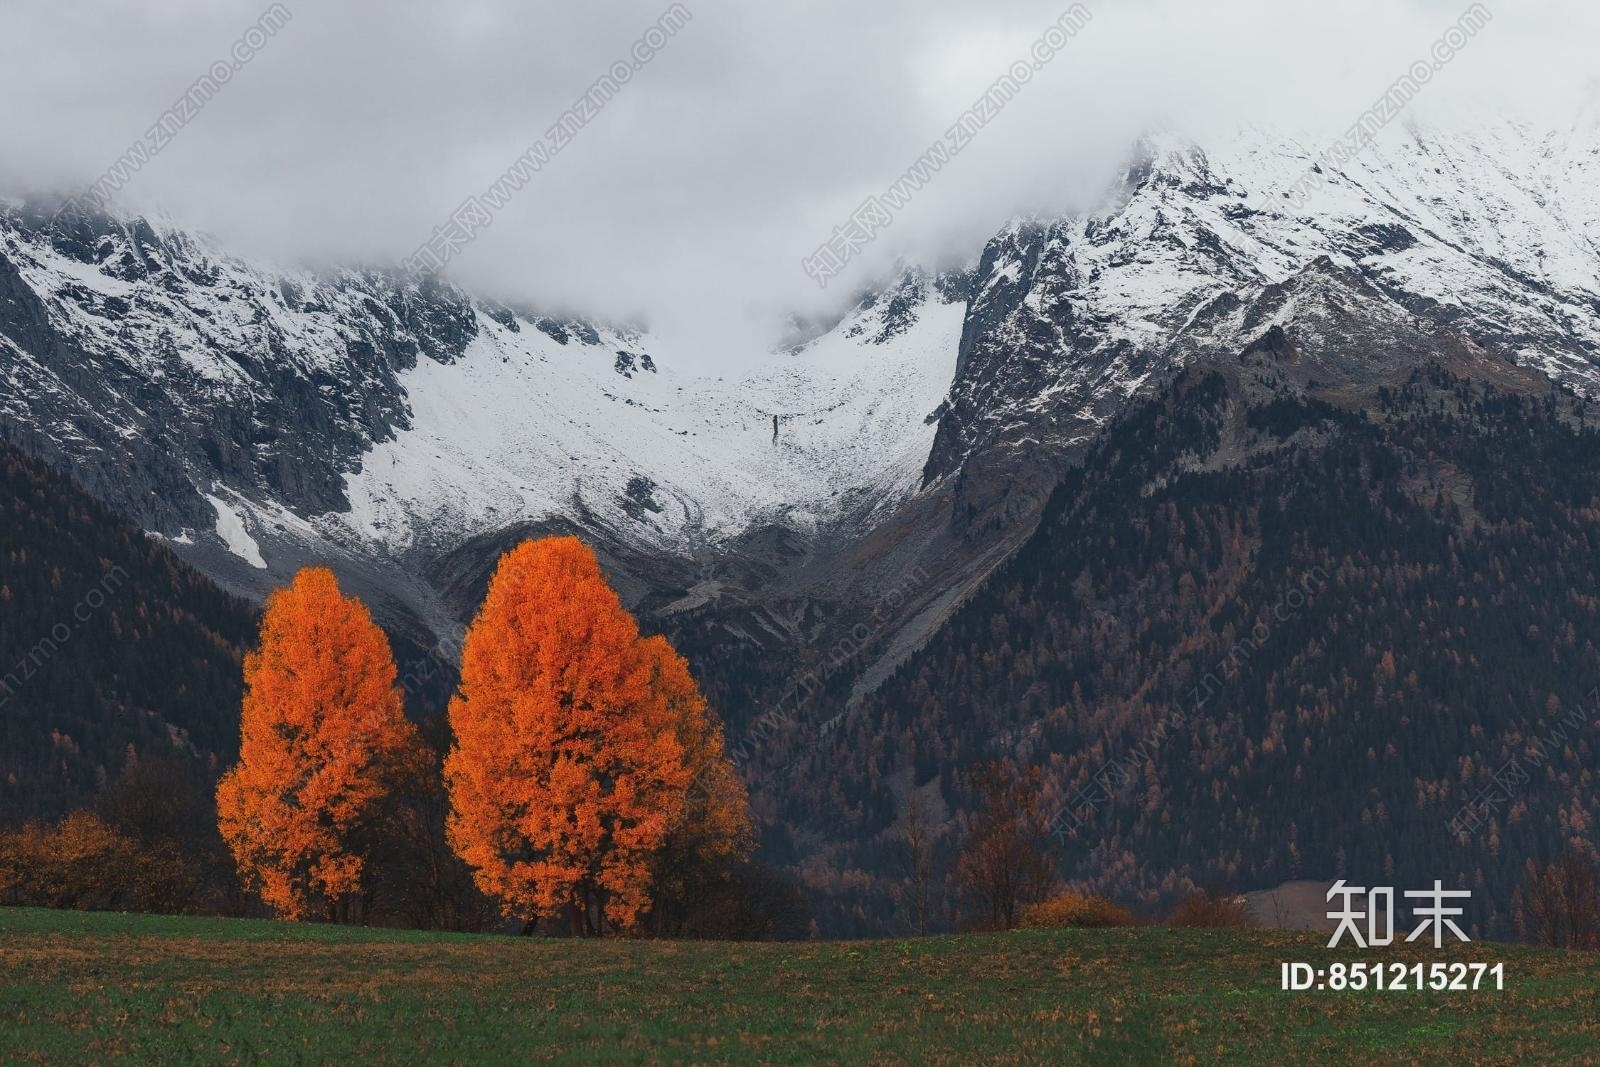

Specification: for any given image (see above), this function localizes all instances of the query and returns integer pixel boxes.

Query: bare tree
[1515,850,1600,950]
[954,763,1057,931]
[1265,888,1285,931]
[895,791,938,936]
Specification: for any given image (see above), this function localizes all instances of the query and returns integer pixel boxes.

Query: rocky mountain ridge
[3,114,1599,722]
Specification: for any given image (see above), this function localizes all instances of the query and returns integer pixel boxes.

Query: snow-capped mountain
[928,114,1600,530]
[338,268,965,558]
[0,197,968,642]
[3,111,1600,679]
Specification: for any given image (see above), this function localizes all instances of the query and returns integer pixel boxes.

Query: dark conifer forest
[0,435,255,823]
[786,353,1600,936]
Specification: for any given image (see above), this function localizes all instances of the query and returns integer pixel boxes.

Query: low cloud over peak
[3,0,1595,369]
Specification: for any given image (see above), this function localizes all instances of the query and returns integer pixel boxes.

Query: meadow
[1,908,1595,1064]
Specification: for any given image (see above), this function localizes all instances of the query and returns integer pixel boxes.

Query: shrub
[0,811,198,914]
[1019,891,1140,929]
[1515,850,1600,950]
[1167,888,1254,928]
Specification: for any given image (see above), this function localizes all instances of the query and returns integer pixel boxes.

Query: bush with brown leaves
[1019,891,1140,929]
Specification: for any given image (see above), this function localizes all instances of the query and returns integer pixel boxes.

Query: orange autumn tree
[639,633,753,930]
[217,567,422,922]
[445,536,748,934]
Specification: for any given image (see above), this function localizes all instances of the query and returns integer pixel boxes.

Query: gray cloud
[3,0,1596,369]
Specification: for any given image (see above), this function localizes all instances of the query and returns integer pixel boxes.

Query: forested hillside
[0,434,256,823]
[8,334,1600,939]
[796,343,1600,936]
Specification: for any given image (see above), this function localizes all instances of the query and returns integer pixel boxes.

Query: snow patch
[336,283,966,553]
[205,494,267,569]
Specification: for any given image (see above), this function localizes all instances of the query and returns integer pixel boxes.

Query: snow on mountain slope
[337,272,964,554]
[0,200,477,550]
[0,194,965,611]
[1188,116,1600,382]
[925,113,1600,528]
[5,111,1600,634]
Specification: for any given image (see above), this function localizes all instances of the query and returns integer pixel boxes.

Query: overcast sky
[3,0,1597,368]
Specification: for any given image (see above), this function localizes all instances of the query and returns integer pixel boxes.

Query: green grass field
[1,908,1596,1064]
